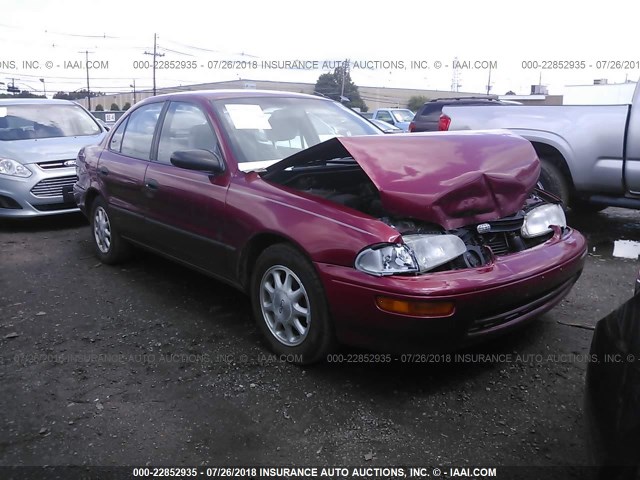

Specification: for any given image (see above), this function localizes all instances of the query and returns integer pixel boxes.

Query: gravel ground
[0,208,638,473]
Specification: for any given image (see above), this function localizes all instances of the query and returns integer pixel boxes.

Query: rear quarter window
[418,103,443,120]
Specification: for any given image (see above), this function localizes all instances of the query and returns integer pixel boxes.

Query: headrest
[265,109,301,142]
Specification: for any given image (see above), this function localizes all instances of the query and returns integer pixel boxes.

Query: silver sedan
[0,99,105,217]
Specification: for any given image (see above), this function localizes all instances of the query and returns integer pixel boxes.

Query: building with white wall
[562,80,637,105]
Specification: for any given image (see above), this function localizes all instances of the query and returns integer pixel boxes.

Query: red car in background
[74,90,587,363]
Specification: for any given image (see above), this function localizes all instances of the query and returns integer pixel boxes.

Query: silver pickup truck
[440,81,640,212]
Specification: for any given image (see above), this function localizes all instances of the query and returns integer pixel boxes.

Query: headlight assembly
[355,234,467,276]
[355,243,419,276]
[0,158,32,178]
[521,203,566,238]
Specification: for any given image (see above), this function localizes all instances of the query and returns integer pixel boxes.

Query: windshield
[211,96,380,169]
[0,103,101,141]
[391,109,415,122]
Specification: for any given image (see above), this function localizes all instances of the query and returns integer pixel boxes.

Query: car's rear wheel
[251,244,336,364]
[90,196,131,264]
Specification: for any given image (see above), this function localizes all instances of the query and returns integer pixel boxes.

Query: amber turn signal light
[375,296,455,317]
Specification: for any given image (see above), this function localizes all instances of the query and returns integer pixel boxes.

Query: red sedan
[74,90,587,363]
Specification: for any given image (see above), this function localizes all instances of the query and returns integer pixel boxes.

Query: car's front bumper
[0,165,79,217]
[317,227,587,351]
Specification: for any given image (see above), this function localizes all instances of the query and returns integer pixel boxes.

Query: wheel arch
[529,141,576,194]
[237,232,312,292]
[84,187,101,215]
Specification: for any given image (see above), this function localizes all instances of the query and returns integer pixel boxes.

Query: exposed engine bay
[265,161,558,272]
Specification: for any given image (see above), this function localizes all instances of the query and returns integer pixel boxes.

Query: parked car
[370,108,415,131]
[0,99,105,217]
[440,79,640,212]
[409,97,509,133]
[585,286,640,479]
[369,118,403,133]
[74,90,587,363]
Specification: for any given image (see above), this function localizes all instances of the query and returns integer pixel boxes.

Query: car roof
[428,97,501,103]
[0,98,78,105]
[143,89,332,102]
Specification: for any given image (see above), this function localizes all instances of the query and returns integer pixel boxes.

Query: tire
[538,158,570,207]
[90,196,131,264]
[250,244,336,364]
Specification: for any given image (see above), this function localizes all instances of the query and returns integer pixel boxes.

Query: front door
[143,100,234,281]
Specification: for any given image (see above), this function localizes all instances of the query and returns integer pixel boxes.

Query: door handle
[97,166,109,176]
[145,179,159,191]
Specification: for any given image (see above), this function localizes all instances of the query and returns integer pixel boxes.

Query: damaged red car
[74,90,587,363]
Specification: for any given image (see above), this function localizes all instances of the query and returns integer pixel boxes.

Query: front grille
[481,232,511,256]
[468,275,578,334]
[30,175,78,198]
[37,160,75,170]
[33,201,78,212]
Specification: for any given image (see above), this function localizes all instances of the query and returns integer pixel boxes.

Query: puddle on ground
[591,239,640,259]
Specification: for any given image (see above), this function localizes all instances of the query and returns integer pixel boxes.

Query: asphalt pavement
[0,208,638,472]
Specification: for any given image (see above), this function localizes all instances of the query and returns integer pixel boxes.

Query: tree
[505,90,516,95]
[122,102,131,111]
[110,103,120,111]
[0,90,45,99]
[314,62,367,112]
[53,89,103,101]
[95,104,104,111]
[407,95,429,111]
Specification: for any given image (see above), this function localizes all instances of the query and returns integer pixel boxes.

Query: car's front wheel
[251,244,336,364]
[90,196,131,264]
[538,158,570,207]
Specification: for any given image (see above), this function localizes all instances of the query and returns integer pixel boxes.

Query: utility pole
[340,58,350,102]
[79,50,94,109]
[144,34,165,96]
[486,63,492,95]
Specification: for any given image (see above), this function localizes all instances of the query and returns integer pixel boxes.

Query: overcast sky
[1,0,638,99]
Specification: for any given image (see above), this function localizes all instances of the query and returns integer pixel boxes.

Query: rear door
[143,100,234,280]
[97,101,165,239]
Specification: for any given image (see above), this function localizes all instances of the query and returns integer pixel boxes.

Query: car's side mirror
[170,149,224,174]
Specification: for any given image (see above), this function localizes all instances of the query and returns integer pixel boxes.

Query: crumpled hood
[265,130,540,230]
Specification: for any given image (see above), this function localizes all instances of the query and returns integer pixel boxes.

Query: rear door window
[120,102,164,160]
[376,111,394,123]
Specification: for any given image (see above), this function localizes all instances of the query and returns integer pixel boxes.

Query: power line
[157,46,193,57]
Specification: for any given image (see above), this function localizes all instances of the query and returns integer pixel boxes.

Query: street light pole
[130,79,136,104]
[39,78,46,98]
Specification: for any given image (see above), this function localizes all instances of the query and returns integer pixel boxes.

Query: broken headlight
[355,235,466,276]
[521,203,566,238]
